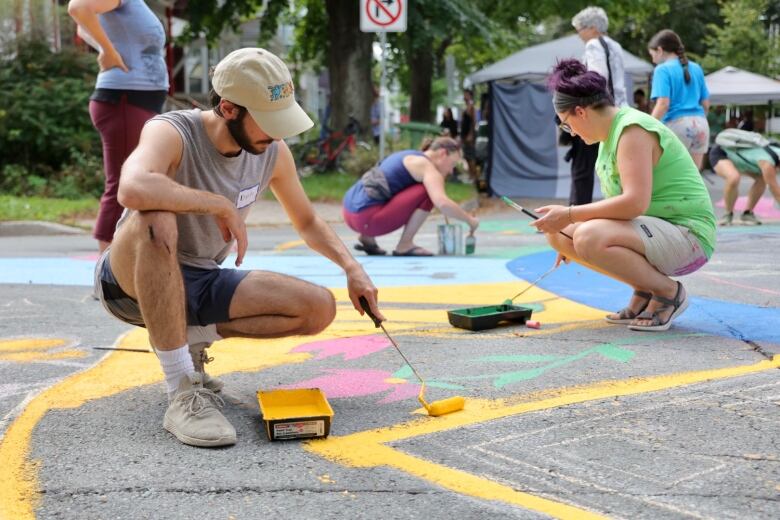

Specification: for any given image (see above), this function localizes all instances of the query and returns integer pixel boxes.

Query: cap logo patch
[268,82,294,102]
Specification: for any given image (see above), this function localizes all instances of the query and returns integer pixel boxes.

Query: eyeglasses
[558,112,574,135]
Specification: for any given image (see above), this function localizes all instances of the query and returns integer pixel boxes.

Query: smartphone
[500,196,572,240]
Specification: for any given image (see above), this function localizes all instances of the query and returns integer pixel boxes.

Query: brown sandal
[605,290,652,324]
[628,282,689,332]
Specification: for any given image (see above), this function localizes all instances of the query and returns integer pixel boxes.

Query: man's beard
[226,112,264,155]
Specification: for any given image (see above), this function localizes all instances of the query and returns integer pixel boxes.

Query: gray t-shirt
[117,109,278,269]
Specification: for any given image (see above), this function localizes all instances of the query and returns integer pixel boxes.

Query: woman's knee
[572,220,608,259]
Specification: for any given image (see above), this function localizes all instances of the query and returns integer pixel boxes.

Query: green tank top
[595,107,716,258]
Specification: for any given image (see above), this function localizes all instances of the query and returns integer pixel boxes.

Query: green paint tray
[447,304,533,331]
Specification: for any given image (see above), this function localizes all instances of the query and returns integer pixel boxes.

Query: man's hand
[346,264,384,322]
[98,47,129,72]
[213,199,247,267]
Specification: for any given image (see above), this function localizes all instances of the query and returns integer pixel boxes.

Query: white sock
[155,345,195,399]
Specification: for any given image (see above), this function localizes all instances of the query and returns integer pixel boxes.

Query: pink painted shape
[280,368,420,403]
[292,334,390,361]
[716,196,780,219]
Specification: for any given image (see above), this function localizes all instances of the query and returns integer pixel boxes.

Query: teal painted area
[478,219,535,233]
[391,365,465,390]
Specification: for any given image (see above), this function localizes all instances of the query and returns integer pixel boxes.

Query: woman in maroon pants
[68,0,168,252]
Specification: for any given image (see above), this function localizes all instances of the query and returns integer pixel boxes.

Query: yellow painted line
[0,328,318,520]
[0,351,87,363]
[1,281,767,519]
[0,338,85,363]
[0,339,66,353]
[306,354,780,519]
[274,239,306,252]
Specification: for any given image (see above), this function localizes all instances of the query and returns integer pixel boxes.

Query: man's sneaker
[189,342,224,393]
[718,212,733,226]
[740,210,762,226]
[163,373,236,447]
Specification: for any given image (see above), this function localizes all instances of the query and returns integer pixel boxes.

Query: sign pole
[379,31,387,160]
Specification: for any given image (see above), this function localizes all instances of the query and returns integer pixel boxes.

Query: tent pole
[768,100,772,134]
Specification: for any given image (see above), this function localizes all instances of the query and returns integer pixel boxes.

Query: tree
[702,0,778,75]
[180,0,373,139]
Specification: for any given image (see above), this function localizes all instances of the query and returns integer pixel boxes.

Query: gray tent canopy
[468,34,653,199]
[468,34,653,85]
[705,66,780,105]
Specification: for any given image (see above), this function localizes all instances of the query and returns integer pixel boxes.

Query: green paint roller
[359,297,465,417]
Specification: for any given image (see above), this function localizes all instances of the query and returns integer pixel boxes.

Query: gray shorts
[94,248,249,327]
[631,216,709,276]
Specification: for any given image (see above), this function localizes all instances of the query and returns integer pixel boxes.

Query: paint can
[257,388,334,441]
[465,234,476,255]
[437,224,463,255]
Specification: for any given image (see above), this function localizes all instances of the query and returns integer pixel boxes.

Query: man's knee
[135,211,178,257]
[302,288,336,335]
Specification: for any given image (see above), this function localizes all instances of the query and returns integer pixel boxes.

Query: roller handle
[359,296,382,328]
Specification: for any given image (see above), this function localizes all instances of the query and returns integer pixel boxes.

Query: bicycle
[296,116,372,177]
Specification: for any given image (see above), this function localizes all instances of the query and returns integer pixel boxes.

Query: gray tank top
[118,109,278,269]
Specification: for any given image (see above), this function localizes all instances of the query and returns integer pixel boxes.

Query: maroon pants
[342,183,434,237]
[89,97,156,242]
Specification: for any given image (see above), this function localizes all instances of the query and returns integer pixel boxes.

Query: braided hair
[648,29,691,83]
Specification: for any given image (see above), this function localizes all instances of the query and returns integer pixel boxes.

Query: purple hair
[546,59,613,112]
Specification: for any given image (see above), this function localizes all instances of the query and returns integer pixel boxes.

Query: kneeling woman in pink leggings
[343,137,479,256]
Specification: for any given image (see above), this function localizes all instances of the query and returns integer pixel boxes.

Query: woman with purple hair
[533,59,715,331]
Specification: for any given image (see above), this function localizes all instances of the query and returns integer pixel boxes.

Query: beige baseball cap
[212,48,313,140]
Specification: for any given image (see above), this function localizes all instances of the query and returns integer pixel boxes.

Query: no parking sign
[360,0,407,32]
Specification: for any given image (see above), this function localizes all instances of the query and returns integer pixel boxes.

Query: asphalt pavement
[0,176,778,520]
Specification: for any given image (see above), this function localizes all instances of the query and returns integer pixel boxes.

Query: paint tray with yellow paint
[257,388,334,441]
[447,304,533,331]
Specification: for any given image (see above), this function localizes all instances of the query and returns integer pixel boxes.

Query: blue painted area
[3,249,776,344]
[0,255,517,288]
[506,251,780,345]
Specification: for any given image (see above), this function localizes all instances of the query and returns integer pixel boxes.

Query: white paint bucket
[437,224,463,255]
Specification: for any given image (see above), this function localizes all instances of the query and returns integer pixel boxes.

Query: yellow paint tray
[257,388,334,441]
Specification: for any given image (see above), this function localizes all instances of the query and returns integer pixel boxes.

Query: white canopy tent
[705,66,780,105]
[468,34,653,85]
[466,34,653,199]
[705,66,780,133]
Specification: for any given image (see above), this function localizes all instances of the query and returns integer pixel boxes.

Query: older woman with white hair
[571,6,627,107]
[565,6,628,207]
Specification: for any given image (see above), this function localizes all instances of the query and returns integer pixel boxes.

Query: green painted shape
[392,366,413,379]
[593,343,635,362]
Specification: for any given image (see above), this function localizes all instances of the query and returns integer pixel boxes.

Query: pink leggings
[343,183,434,237]
[89,97,156,242]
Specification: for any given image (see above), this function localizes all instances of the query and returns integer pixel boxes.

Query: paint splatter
[292,335,390,361]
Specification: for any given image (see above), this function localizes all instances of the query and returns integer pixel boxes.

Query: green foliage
[0,39,103,198]
[702,0,778,74]
[0,195,98,223]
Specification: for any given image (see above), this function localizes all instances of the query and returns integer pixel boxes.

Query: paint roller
[359,297,465,417]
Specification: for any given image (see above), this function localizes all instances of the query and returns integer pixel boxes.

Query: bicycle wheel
[297,141,323,177]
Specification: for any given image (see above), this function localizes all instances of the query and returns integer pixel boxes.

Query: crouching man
[94,48,382,447]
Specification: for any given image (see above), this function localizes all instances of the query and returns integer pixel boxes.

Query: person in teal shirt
[536,59,716,332]
[709,142,780,225]
[648,30,710,170]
